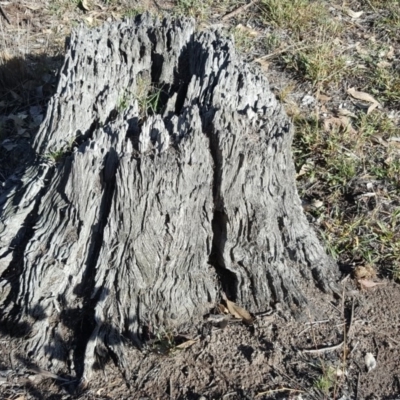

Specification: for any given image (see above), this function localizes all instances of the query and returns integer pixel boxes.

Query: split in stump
[0,14,338,380]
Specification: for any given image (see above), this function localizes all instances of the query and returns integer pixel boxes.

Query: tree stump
[0,14,338,378]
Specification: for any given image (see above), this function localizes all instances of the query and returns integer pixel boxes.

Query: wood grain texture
[0,14,338,378]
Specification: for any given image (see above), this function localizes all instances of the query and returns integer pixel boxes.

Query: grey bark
[0,14,338,379]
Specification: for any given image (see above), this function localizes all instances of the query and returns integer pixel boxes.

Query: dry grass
[251,0,400,281]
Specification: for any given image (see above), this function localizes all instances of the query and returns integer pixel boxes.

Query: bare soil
[1,282,400,399]
[1,1,400,399]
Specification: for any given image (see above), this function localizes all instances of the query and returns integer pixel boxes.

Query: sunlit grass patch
[313,365,336,395]
[122,7,147,18]
[357,113,400,188]
[293,113,361,186]
[174,0,213,21]
[258,0,345,88]
[284,42,348,88]
[363,0,400,38]
[351,40,400,107]
[294,110,400,280]
[321,209,400,281]
[368,65,400,107]
[231,25,258,53]
[259,0,340,38]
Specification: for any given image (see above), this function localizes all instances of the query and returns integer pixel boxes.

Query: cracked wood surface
[0,14,338,378]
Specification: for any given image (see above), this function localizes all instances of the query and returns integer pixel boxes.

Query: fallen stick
[0,5,10,24]
[222,0,259,21]
[299,341,344,354]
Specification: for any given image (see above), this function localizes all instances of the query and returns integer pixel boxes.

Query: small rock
[365,352,377,372]
[301,94,315,106]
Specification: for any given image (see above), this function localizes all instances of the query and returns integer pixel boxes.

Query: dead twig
[383,335,400,345]
[253,42,325,63]
[355,372,361,400]
[299,341,344,355]
[0,5,10,24]
[299,299,354,355]
[222,0,259,21]
[255,387,305,397]
[347,297,355,339]
[27,366,71,382]
[305,319,330,325]
[254,309,275,319]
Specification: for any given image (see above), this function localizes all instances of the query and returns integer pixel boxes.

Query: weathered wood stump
[0,14,338,378]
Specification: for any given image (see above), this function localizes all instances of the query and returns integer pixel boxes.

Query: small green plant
[264,33,281,52]
[47,148,67,163]
[144,88,162,115]
[46,138,76,163]
[135,76,163,119]
[117,91,132,113]
[314,366,336,394]
[150,328,177,355]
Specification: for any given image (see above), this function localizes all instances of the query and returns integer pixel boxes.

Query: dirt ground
[1,282,400,399]
[1,1,400,399]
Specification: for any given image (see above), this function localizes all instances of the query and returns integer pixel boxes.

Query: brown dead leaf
[85,16,94,25]
[355,42,368,55]
[320,104,328,113]
[345,8,364,19]
[223,295,253,325]
[111,11,121,20]
[255,58,270,71]
[377,60,391,69]
[207,314,229,323]
[311,199,323,209]
[218,303,229,314]
[370,134,389,147]
[324,116,356,134]
[316,93,331,102]
[176,339,198,349]
[236,24,259,37]
[347,87,380,108]
[354,265,376,280]
[367,102,379,114]
[358,279,386,290]
[296,159,314,178]
[80,0,90,11]
[25,4,41,10]
[338,108,357,118]
[384,156,393,166]
[386,46,395,60]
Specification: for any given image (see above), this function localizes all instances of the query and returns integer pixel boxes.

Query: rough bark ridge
[0,14,338,378]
